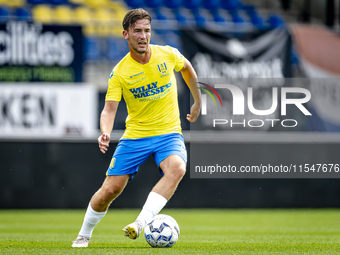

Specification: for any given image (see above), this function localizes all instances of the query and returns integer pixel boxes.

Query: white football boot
[72,235,91,247]
[122,220,143,239]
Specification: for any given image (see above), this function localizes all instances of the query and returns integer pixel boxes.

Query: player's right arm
[98,101,119,154]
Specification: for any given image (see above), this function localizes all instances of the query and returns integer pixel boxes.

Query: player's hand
[98,133,110,154]
[186,102,201,122]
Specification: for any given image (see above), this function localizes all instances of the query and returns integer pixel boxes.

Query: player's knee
[171,165,186,181]
[178,166,186,178]
[102,186,123,201]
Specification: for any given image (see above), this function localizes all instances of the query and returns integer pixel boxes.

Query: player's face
[125,19,151,54]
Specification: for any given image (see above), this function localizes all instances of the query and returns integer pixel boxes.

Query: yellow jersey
[105,44,185,139]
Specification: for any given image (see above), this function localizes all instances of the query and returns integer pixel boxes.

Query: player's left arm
[180,58,201,122]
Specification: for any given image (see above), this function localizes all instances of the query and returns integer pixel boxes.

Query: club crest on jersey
[157,62,167,74]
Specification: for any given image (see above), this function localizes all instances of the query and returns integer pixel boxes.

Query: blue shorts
[107,133,187,180]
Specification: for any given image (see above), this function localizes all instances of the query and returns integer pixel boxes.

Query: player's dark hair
[122,8,152,31]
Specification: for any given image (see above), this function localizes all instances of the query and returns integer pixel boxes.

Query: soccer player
[72,8,201,247]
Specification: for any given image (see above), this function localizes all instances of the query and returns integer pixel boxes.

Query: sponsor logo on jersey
[109,70,114,78]
[130,71,144,78]
[128,76,147,84]
[157,62,167,74]
[129,81,172,99]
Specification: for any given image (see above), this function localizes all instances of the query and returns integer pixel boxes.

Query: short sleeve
[105,69,122,101]
[171,47,185,72]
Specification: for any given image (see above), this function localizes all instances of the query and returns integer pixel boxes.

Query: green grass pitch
[0,209,339,254]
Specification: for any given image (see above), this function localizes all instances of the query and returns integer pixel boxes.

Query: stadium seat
[153,28,166,35]
[0,7,11,22]
[47,0,69,5]
[144,0,162,8]
[32,4,54,23]
[163,0,181,9]
[27,0,45,5]
[84,36,102,61]
[180,0,207,26]
[86,0,111,7]
[191,9,206,27]
[201,0,219,10]
[106,37,121,61]
[74,6,93,25]
[108,1,129,20]
[210,9,225,22]
[182,0,200,10]
[68,0,87,5]
[6,0,26,8]
[83,24,98,37]
[125,0,144,8]
[194,14,206,27]
[15,7,32,21]
[94,7,119,37]
[150,29,165,45]
[171,8,188,24]
[106,37,129,61]
[55,5,73,24]
[163,30,182,50]
[251,15,264,29]
[94,6,112,23]
[175,13,186,24]
[154,8,168,20]
[115,9,127,21]
[229,9,244,23]
[110,25,123,37]
[74,7,101,37]
[268,14,284,28]
[242,4,256,16]
[221,0,241,10]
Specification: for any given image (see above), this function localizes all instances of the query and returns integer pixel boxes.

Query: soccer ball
[144,214,180,248]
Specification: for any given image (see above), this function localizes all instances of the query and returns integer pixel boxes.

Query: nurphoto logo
[198,82,312,128]
[197,82,223,114]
